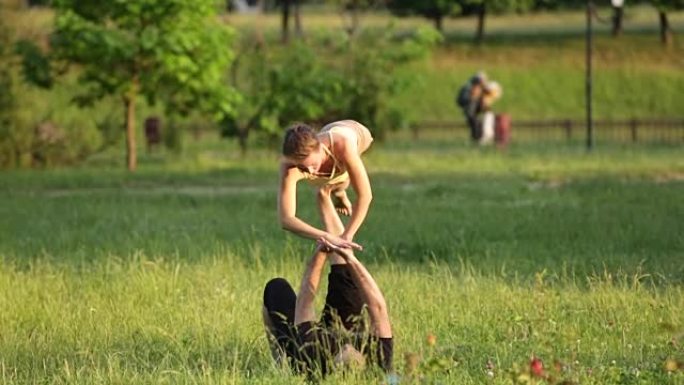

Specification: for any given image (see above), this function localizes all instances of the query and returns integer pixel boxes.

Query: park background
[0,0,683,384]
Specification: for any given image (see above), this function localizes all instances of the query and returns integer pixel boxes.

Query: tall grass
[1,143,682,383]
[0,252,681,383]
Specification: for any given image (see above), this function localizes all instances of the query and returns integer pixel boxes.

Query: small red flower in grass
[426,333,436,347]
[530,357,544,378]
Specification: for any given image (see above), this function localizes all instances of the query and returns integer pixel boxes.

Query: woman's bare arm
[340,145,373,242]
[278,164,329,239]
[278,163,362,250]
[294,245,329,325]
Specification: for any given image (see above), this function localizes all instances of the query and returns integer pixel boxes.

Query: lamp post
[612,0,625,36]
[586,0,594,151]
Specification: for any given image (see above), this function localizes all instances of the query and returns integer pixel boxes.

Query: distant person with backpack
[456,72,503,144]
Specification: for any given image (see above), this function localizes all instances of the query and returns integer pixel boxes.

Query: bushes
[1,94,101,168]
[0,79,121,168]
[3,5,442,164]
[226,26,442,150]
[0,8,118,169]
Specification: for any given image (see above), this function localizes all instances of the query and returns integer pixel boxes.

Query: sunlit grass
[1,143,683,383]
[0,254,681,384]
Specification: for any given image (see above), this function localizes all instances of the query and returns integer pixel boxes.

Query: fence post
[411,124,419,141]
[564,119,573,142]
[630,119,638,143]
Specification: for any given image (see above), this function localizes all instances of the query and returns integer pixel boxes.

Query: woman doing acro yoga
[278,119,374,258]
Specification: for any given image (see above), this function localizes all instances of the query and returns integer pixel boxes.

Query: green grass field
[2,4,683,384]
[1,138,683,384]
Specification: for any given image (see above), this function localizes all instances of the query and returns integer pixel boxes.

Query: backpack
[456,85,470,108]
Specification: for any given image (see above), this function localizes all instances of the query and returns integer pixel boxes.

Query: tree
[225,26,442,152]
[51,0,239,171]
[331,0,382,37]
[651,0,683,45]
[0,13,18,167]
[387,0,535,42]
[461,0,535,43]
[386,0,461,32]
[279,0,303,43]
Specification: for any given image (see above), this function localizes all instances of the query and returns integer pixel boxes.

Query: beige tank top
[303,128,350,187]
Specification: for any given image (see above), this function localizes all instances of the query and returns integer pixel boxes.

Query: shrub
[227,25,442,151]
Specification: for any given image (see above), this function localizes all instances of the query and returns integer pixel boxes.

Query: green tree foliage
[225,26,442,152]
[386,0,462,32]
[330,0,383,36]
[0,16,18,167]
[1,4,115,168]
[51,0,239,171]
[14,40,53,88]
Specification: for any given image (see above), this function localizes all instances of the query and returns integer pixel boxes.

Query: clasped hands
[319,232,362,252]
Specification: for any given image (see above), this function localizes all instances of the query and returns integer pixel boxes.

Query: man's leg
[321,264,365,331]
[316,187,366,330]
[464,111,480,142]
[262,278,297,365]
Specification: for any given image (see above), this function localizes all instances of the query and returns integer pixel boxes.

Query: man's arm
[294,245,329,326]
[322,242,391,338]
[262,305,286,364]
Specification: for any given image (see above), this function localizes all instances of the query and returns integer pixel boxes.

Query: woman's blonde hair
[282,123,319,160]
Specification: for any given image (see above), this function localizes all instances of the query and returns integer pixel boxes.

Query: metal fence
[409,118,684,144]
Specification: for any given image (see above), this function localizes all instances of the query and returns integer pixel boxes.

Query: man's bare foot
[332,190,353,216]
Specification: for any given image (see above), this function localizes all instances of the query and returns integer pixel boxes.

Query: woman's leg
[331,179,353,216]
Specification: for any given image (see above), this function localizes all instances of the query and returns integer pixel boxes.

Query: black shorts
[263,266,391,374]
[297,321,393,375]
[321,264,365,331]
[262,277,298,362]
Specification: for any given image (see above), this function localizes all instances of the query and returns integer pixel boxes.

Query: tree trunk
[124,78,138,171]
[611,6,623,37]
[238,129,248,157]
[293,0,302,38]
[281,0,291,44]
[659,11,672,46]
[434,14,443,33]
[349,1,359,37]
[475,5,486,44]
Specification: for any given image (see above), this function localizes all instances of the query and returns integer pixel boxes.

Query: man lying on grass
[262,240,393,377]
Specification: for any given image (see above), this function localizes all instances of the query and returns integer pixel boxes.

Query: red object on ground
[495,113,511,147]
[530,357,544,377]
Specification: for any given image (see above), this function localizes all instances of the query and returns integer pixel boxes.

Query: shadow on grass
[0,159,684,282]
[439,30,684,54]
